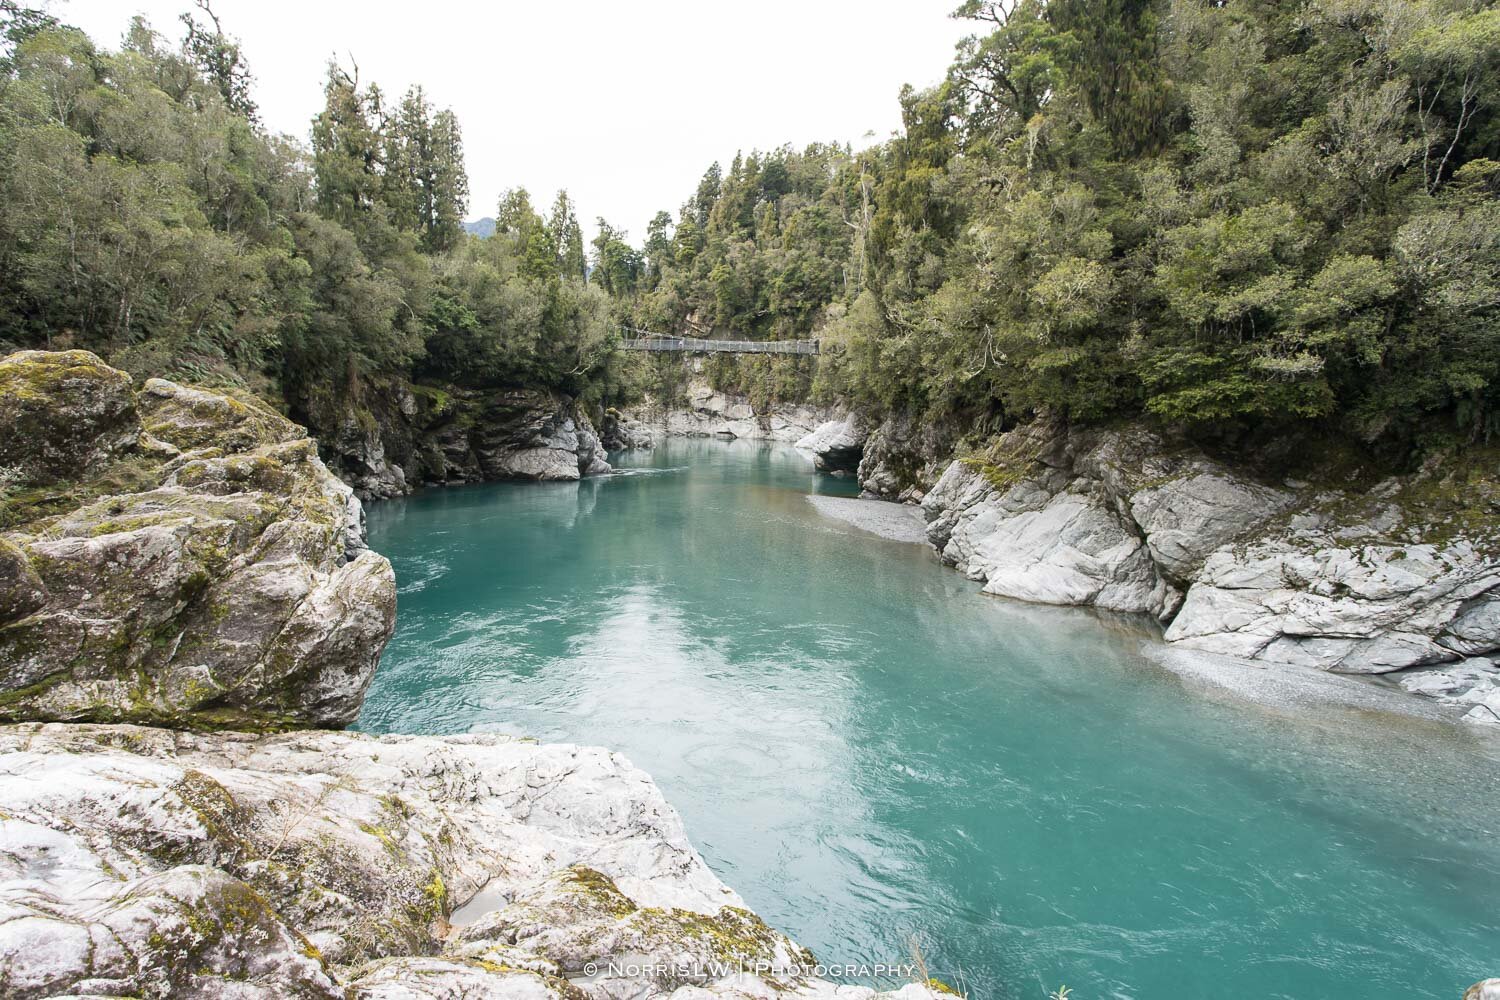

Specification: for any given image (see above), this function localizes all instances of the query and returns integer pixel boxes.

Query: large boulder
[923,424,1189,618]
[138,377,303,453]
[0,349,141,485]
[0,353,396,729]
[923,456,1174,616]
[1127,471,1292,581]
[473,390,593,482]
[0,723,945,1000]
[795,413,868,475]
[921,422,1500,675]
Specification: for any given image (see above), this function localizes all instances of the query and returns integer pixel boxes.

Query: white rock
[918,422,1500,677]
[1461,688,1500,726]
[625,378,835,444]
[972,491,1167,613]
[1129,472,1292,579]
[922,455,1176,618]
[1166,541,1500,672]
[795,414,867,474]
[0,724,943,1000]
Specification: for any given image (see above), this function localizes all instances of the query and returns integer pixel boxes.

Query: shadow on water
[359,438,1500,1000]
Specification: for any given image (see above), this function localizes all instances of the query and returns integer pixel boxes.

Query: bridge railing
[620,335,819,356]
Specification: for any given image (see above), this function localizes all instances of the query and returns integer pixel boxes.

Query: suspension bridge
[619,329,820,356]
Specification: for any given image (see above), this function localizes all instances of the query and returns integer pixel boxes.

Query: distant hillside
[464,217,496,239]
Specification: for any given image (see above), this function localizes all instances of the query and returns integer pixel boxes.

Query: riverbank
[619,386,1500,726]
[796,456,1500,731]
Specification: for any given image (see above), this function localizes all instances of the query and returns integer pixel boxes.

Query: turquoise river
[358,438,1500,1000]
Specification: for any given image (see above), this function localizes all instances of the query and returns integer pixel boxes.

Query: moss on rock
[0,352,395,732]
[0,350,141,488]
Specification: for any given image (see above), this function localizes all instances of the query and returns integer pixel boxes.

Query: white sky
[58,0,971,243]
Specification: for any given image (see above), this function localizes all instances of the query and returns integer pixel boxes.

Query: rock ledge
[921,421,1500,694]
[0,724,940,1000]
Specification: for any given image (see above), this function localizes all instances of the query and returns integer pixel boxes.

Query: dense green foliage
[0,3,616,425]
[624,0,1500,452]
[2,1,1497,459]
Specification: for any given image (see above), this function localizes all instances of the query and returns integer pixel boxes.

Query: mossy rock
[0,349,141,486]
[139,377,304,454]
[0,359,396,734]
[0,538,46,626]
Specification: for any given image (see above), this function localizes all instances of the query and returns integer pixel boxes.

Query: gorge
[2,0,1500,997]
[4,350,1496,997]
[0,351,946,1000]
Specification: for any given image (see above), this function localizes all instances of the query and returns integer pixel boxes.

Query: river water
[358,438,1500,1000]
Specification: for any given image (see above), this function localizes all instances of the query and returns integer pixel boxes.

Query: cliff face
[917,421,1500,694]
[790,408,1500,704]
[0,351,395,730]
[622,377,837,445]
[795,411,958,502]
[301,379,612,499]
[0,351,944,1000]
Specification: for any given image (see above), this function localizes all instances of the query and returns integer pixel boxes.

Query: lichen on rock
[0,351,396,730]
[0,724,942,1000]
[0,349,141,486]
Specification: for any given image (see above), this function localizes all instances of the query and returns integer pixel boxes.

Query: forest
[1,0,1498,461]
[0,0,620,431]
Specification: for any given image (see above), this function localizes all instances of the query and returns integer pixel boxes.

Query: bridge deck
[620,335,819,356]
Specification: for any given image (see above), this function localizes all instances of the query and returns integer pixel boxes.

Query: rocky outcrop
[0,350,141,485]
[1393,657,1500,726]
[796,410,958,500]
[600,408,654,451]
[0,723,941,1000]
[463,390,611,482]
[922,422,1500,684]
[0,350,949,1000]
[1162,537,1498,672]
[626,378,835,444]
[0,352,396,730]
[924,453,1176,617]
[795,413,867,475]
[856,411,960,502]
[305,383,612,499]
